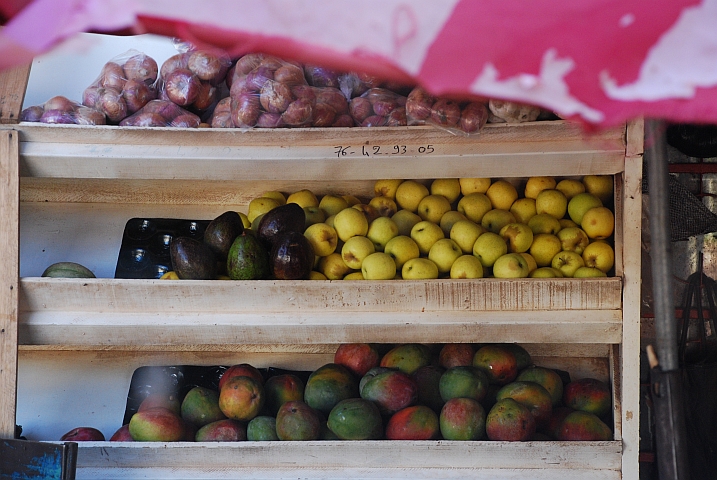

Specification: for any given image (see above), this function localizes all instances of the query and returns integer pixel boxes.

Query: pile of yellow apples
[244,175,615,280]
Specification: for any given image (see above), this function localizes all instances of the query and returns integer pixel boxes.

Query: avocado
[270,231,315,280]
[204,211,244,261]
[226,230,271,280]
[170,236,218,280]
[257,203,306,248]
[41,262,95,278]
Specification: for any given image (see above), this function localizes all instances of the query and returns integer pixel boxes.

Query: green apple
[572,266,607,278]
[481,209,516,234]
[499,222,534,253]
[557,227,590,254]
[318,252,354,280]
[431,178,462,204]
[555,179,586,200]
[361,252,397,280]
[582,240,615,273]
[392,209,423,237]
[449,255,484,279]
[368,196,398,218]
[384,235,421,269]
[410,220,445,256]
[286,189,319,208]
[402,258,439,279]
[428,238,463,275]
[304,222,338,257]
[304,206,326,228]
[492,253,530,278]
[486,179,518,210]
[535,189,568,219]
[395,180,430,212]
[341,236,376,270]
[472,231,508,268]
[567,192,602,225]
[582,175,614,204]
[450,219,486,254]
[247,197,280,223]
[440,210,468,237]
[510,198,537,225]
[551,250,586,277]
[581,207,615,239]
[367,216,399,251]
[529,266,564,278]
[529,233,563,267]
[524,176,556,199]
[333,207,369,242]
[459,177,491,195]
[417,194,452,224]
[319,194,349,217]
[527,213,562,235]
[457,192,493,223]
[374,179,404,199]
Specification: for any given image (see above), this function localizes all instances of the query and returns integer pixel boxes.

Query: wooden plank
[0,130,19,439]
[0,64,31,124]
[0,439,76,480]
[18,277,623,314]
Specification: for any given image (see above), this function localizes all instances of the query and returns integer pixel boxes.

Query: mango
[304,363,358,415]
[129,407,186,442]
[439,366,488,403]
[359,367,394,394]
[563,378,611,417]
[557,410,612,441]
[264,374,305,416]
[60,427,105,441]
[380,343,432,375]
[327,398,383,440]
[385,405,440,440]
[516,366,564,407]
[438,343,475,369]
[439,397,486,440]
[195,419,247,442]
[502,343,533,371]
[218,376,265,422]
[485,398,536,441]
[411,365,446,413]
[473,345,518,385]
[181,386,226,428]
[138,392,181,415]
[109,424,133,441]
[334,343,381,377]
[247,416,279,441]
[218,363,265,391]
[275,400,322,441]
[360,369,418,416]
[495,381,553,428]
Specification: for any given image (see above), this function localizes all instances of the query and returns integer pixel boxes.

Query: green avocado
[226,230,271,280]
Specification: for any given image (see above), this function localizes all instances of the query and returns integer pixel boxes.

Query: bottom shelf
[71,440,622,480]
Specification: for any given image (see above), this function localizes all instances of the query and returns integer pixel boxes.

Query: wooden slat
[0,64,31,124]
[0,130,19,439]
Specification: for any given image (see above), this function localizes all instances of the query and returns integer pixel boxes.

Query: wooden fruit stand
[0,64,643,478]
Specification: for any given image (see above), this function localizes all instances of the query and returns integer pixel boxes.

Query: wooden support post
[0,64,31,124]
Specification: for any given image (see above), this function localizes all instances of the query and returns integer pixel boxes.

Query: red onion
[235,53,265,76]
[256,112,284,128]
[74,106,106,125]
[82,86,101,108]
[231,92,261,127]
[142,99,181,121]
[43,95,75,113]
[245,66,274,92]
[260,80,294,113]
[100,62,127,91]
[164,68,201,106]
[281,98,313,126]
[332,114,355,127]
[406,87,434,121]
[316,88,348,114]
[430,98,461,127]
[273,64,306,86]
[160,53,190,80]
[304,65,340,88]
[361,115,387,127]
[20,105,44,122]
[123,54,158,85]
[291,85,317,105]
[123,79,155,113]
[311,103,336,127]
[386,106,407,126]
[170,113,200,128]
[460,102,489,133]
[188,51,226,82]
[99,88,128,122]
[120,112,166,127]
[193,82,217,111]
[40,109,75,124]
[349,96,372,123]
[211,111,234,128]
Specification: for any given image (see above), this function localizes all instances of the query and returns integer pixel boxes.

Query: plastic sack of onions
[118,99,201,128]
[80,50,160,124]
[405,86,489,135]
[348,88,407,128]
[20,95,106,126]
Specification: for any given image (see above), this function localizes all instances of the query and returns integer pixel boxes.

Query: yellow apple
[582,240,615,273]
[528,213,562,235]
[459,177,492,195]
[308,270,328,280]
[402,257,439,280]
[524,176,557,199]
[535,189,568,219]
[518,252,538,273]
[493,253,530,278]
[449,255,484,279]
[481,209,516,234]
[395,180,430,212]
[333,207,369,242]
[352,203,381,224]
[319,194,349,217]
[572,266,607,278]
[261,190,286,205]
[367,216,399,251]
[417,194,452,224]
[431,178,462,204]
[457,192,493,223]
[428,238,463,275]
[499,222,534,253]
[582,175,614,204]
[450,219,486,254]
[342,235,376,270]
[472,231,508,268]
[304,206,326,228]
[529,233,563,267]
[557,227,590,254]
[374,179,404,199]
[529,266,564,278]
[384,235,421,269]
[304,222,338,257]
[510,198,537,225]
[551,250,586,277]
[410,220,445,255]
[361,252,397,280]
[555,179,586,200]
[559,218,579,229]
[581,207,615,239]
[286,189,319,208]
[318,252,354,280]
[238,212,251,229]
[486,179,519,210]
[325,214,336,228]
[368,196,398,218]
[342,194,362,207]
[247,197,280,223]
[440,210,468,237]
[567,192,603,225]
[392,209,423,236]
[343,271,365,280]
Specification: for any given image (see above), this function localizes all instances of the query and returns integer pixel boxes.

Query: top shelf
[9,121,627,181]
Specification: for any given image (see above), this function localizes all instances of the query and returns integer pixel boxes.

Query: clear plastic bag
[119,99,201,128]
[406,86,489,135]
[21,95,106,125]
[348,88,407,127]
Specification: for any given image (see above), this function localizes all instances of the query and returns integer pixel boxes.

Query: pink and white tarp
[1,0,716,128]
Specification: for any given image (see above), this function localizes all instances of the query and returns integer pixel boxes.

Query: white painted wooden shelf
[1,118,643,480]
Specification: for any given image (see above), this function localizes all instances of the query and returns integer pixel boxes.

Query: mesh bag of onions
[119,99,201,128]
[20,96,106,126]
[406,86,489,136]
[348,88,408,127]
[81,50,161,124]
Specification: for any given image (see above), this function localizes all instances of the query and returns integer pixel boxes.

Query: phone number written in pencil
[334,145,436,158]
